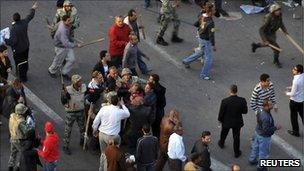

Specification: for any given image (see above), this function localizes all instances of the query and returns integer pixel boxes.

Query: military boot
[273,54,282,68]
[156,36,169,46]
[171,34,183,43]
[251,43,261,53]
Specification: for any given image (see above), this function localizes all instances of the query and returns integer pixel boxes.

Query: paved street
[0,0,303,170]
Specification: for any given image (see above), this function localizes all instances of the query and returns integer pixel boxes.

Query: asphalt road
[1,0,303,171]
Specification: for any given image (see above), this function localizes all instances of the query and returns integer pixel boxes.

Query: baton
[80,38,104,48]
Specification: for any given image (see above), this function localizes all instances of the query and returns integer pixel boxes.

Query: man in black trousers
[5,2,38,82]
[217,84,248,158]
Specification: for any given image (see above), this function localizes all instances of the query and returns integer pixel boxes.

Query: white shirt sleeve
[120,105,130,119]
[92,109,102,131]
[286,78,297,97]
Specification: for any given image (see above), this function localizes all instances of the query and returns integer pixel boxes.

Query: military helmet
[15,103,28,115]
[269,4,281,13]
[71,74,82,84]
[63,0,72,6]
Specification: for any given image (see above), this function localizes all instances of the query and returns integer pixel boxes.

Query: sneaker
[202,76,211,80]
[48,70,57,78]
[287,130,300,137]
[63,146,72,155]
[234,150,242,158]
[182,61,190,68]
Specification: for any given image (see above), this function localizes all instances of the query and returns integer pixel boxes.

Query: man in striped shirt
[250,73,278,114]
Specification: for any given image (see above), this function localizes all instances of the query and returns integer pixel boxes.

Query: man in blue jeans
[182,3,215,80]
[249,100,281,171]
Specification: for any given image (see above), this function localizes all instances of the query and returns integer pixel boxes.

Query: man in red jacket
[38,122,59,171]
[108,16,131,68]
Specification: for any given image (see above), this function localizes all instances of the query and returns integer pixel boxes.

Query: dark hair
[0,45,7,53]
[110,95,119,105]
[128,9,136,17]
[190,152,201,162]
[201,131,211,138]
[147,82,155,90]
[99,50,107,59]
[260,73,270,82]
[62,15,70,21]
[150,74,160,83]
[13,13,21,22]
[142,124,150,133]
[230,84,237,94]
[262,99,270,107]
[295,64,303,74]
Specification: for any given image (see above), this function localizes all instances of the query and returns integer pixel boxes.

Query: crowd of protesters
[0,0,303,171]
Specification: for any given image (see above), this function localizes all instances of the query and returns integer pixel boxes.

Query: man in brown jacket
[156,109,180,171]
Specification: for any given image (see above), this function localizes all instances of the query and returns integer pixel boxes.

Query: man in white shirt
[286,64,304,137]
[92,95,130,171]
[167,123,186,171]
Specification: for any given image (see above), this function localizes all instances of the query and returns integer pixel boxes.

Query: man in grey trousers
[48,15,81,79]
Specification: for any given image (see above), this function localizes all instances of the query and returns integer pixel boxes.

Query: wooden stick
[280,30,304,54]
[80,38,104,48]
[268,43,283,52]
[138,15,146,40]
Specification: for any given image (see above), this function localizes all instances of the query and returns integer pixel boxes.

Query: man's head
[109,94,119,106]
[92,71,103,83]
[168,109,180,124]
[149,73,160,84]
[62,15,72,27]
[71,74,82,88]
[99,50,109,64]
[44,121,54,134]
[269,4,281,16]
[190,152,202,165]
[129,34,139,45]
[142,124,150,134]
[13,13,21,22]
[121,68,132,80]
[114,16,124,27]
[231,164,241,171]
[108,66,118,78]
[63,0,73,12]
[145,82,155,94]
[262,99,273,113]
[292,64,303,76]
[128,9,137,22]
[0,45,8,58]
[174,123,183,136]
[229,84,237,95]
[260,73,270,88]
[15,103,28,115]
[130,95,143,106]
[201,131,211,145]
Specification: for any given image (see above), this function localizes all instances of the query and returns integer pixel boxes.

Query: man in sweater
[285,64,304,137]
[218,85,248,158]
[108,16,131,68]
[250,73,277,115]
[136,125,158,171]
[38,122,60,171]
[48,15,81,79]
[5,2,38,82]
[249,100,281,170]
[191,131,212,171]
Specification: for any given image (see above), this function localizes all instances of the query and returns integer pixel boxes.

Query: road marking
[9,75,65,124]
[272,135,304,165]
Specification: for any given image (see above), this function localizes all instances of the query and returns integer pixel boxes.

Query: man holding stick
[251,3,288,68]
[48,15,81,79]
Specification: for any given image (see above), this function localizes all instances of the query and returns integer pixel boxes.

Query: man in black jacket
[136,125,158,171]
[148,74,166,139]
[5,2,38,82]
[191,131,212,171]
[217,84,248,158]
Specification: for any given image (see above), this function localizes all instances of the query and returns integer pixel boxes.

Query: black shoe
[287,130,300,137]
[156,37,168,46]
[219,9,229,17]
[234,150,242,158]
[251,43,258,53]
[214,10,220,18]
[48,70,57,78]
[171,34,183,43]
[15,167,20,171]
[273,61,282,68]
[63,146,71,155]
[80,138,84,146]
[218,140,224,149]
[8,166,14,171]
[182,61,190,68]
[62,74,71,80]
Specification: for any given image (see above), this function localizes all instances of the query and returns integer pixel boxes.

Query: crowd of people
[0,0,303,171]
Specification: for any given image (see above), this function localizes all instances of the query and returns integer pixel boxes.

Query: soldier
[8,103,31,171]
[156,0,183,46]
[61,74,87,155]
[53,0,79,37]
[251,4,288,68]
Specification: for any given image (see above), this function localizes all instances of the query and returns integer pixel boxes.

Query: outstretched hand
[32,2,38,9]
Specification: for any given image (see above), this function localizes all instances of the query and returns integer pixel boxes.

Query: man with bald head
[108,16,132,68]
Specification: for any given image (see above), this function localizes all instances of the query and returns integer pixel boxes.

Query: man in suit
[217,84,248,158]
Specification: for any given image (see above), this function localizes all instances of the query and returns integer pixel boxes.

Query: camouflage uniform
[53,6,80,37]
[62,81,86,149]
[158,0,180,37]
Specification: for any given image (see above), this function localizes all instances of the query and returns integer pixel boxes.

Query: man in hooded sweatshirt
[38,121,60,171]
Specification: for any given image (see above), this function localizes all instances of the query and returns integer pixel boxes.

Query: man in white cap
[61,74,87,155]
[8,103,30,171]
[251,3,289,68]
